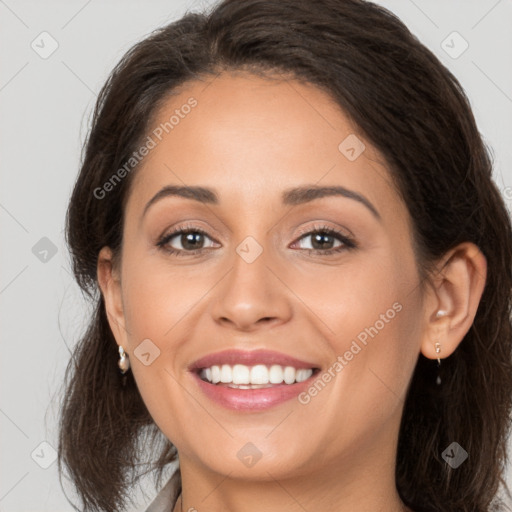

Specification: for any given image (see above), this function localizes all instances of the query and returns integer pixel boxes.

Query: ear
[420,242,487,361]
[97,246,129,349]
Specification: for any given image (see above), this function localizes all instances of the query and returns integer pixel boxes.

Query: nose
[210,243,293,332]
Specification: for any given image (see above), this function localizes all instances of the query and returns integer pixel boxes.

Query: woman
[57,0,512,511]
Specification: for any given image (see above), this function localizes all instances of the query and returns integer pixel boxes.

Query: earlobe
[420,242,487,361]
[97,246,128,347]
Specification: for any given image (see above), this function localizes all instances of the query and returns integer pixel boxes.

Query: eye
[291,225,356,254]
[156,225,218,256]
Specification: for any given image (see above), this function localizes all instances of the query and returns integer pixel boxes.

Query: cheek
[121,253,210,340]
[309,299,421,455]
[118,254,226,433]
[314,249,422,403]
[118,263,197,441]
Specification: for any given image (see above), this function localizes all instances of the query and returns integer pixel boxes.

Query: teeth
[251,364,268,384]
[220,364,232,383]
[211,366,221,384]
[234,364,250,384]
[269,364,284,384]
[199,364,314,385]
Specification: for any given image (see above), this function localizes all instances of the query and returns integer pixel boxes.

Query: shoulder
[144,469,181,512]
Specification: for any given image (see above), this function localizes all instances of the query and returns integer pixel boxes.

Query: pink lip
[189,349,319,371]
[188,349,320,411]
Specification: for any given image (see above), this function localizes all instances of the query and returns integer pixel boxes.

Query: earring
[434,342,441,385]
[118,346,131,374]
[434,310,446,386]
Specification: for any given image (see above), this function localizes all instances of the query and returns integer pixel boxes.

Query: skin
[97,71,487,512]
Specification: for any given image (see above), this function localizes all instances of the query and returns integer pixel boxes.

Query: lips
[188,349,321,411]
[189,349,320,372]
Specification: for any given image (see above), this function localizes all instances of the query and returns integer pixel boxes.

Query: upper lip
[189,349,320,371]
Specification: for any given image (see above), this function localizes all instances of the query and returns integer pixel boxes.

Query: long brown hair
[58,1,512,510]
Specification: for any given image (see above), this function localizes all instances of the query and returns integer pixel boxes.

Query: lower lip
[191,371,317,411]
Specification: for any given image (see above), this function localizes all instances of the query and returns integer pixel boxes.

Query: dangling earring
[118,346,131,374]
[434,342,441,385]
[434,310,446,386]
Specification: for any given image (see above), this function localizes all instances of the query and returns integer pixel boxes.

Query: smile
[198,364,315,387]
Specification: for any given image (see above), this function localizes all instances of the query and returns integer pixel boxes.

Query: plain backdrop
[1,0,511,510]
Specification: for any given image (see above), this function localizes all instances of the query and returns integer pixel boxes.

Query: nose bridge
[229,233,276,304]
[210,229,292,329]
[232,234,271,288]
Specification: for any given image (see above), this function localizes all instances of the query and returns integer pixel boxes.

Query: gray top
[144,469,181,512]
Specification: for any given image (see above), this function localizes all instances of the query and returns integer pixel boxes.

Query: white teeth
[211,365,221,384]
[233,364,250,384]
[250,364,269,384]
[220,364,232,383]
[283,366,296,384]
[296,369,311,382]
[199,364,314,385]
[269,364,284,384]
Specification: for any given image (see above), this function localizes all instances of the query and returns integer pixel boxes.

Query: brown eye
[157,227,218,256]
[292,225,356,255]
[296,231,343,251]
[173,231,207,251]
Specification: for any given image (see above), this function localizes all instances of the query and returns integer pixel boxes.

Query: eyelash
[156,223,357,257]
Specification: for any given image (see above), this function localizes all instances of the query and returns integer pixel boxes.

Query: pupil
[312,233,333,250]
[182,232,203,250]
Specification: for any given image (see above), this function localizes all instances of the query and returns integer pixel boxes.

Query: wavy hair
[58,1,512,510]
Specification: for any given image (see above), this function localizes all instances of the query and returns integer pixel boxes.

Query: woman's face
[105,72,429,480]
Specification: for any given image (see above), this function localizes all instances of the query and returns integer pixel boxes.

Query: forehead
[126,71,398,217]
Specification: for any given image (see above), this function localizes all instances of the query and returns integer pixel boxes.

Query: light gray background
[1,0,511,511]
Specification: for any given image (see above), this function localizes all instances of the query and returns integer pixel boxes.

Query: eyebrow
[142,184,381,220]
